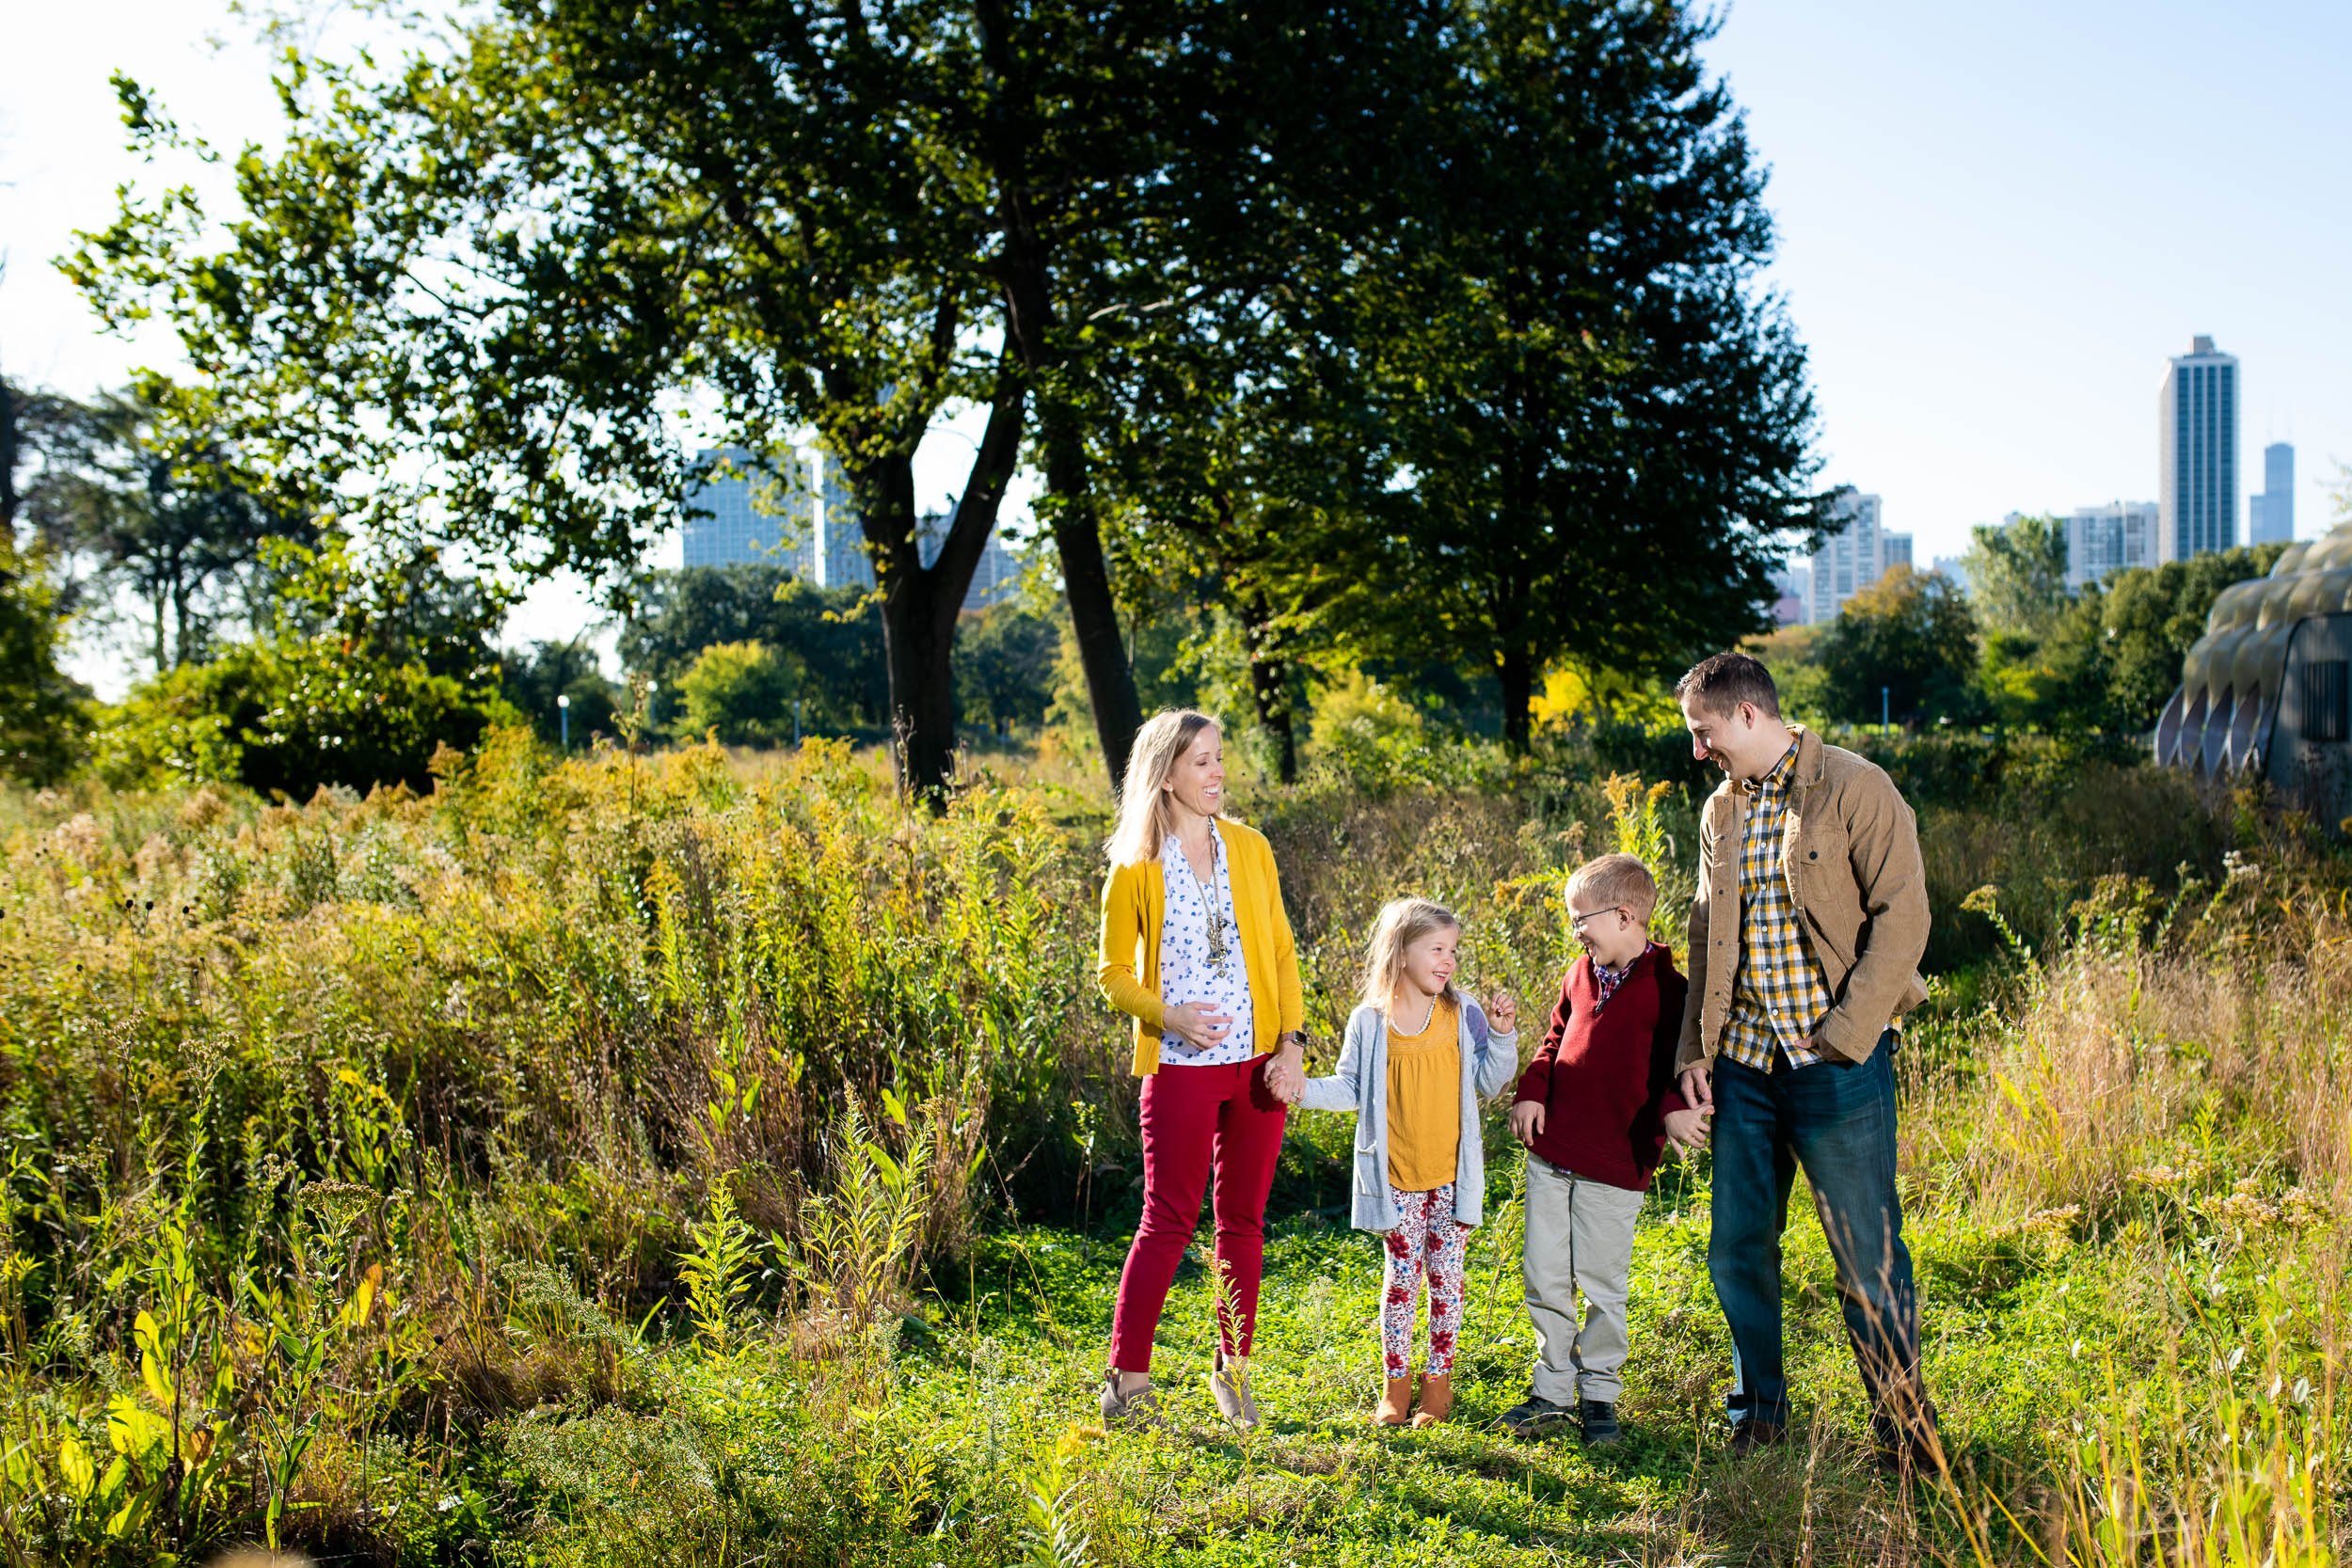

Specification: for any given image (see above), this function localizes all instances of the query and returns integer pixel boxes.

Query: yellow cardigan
[1095,817,1306,1075]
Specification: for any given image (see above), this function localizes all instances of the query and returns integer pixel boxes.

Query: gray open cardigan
[1296,998,1519,1233]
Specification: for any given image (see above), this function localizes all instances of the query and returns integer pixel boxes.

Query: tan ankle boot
[1409,1370,1453,1427]
[1373,1374,1412,1426]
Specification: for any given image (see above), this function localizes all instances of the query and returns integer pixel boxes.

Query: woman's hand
[1263,1055,1304,1103]
[1486,989,1518,1034]
[1265,1033,1307,1103]
[1162,1002,1234,1047]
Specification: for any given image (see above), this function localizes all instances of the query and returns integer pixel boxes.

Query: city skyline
[682,445,1025,613]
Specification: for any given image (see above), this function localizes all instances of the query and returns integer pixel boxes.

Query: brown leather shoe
[1409,1370,1453,1427]
[1373,1374,1413,1426]
[1210,1350,1262,1431]
[1100,1370,1164,1430]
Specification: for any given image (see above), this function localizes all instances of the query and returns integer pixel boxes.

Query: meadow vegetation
[0,727,2343,1566]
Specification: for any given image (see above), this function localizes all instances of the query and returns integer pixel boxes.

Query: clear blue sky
[1701,0,2351,562]
[5,1,2348,692]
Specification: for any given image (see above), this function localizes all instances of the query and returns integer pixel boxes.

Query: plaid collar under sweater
[1590,941,1661,1012]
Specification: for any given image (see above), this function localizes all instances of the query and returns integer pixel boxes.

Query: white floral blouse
[1155,824,1257,1068]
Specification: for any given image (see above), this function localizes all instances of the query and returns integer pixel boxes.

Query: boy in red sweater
[1498,853,1711,1445]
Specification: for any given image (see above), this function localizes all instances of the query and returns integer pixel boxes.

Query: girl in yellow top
[1094,710,1307,1433]
[1291,898,1518,1426]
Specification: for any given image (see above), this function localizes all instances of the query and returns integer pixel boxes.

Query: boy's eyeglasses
[1569,907,1628,934]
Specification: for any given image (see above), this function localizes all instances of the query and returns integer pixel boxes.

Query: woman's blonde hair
[1360,896,1463,1015]
[1106,709,1222,866]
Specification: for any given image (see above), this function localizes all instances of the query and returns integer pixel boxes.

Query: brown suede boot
[1409,1370,1454,1427]
[1373,1374,1413,1426]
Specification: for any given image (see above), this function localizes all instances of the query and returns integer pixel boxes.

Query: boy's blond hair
[1359,896,1463,1015]
[1565,853,1659,924]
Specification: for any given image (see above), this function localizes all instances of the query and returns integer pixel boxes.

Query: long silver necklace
[1181,828,1233,971]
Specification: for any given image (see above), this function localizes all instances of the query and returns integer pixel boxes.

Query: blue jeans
[1708,1036,1931,1442]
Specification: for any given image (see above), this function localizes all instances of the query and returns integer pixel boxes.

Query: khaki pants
[1523,1157,1645,1404]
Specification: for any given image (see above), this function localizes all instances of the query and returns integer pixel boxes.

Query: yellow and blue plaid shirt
[1720,737,1834,1071]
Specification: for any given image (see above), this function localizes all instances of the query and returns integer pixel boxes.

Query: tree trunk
[848,366,1027,805]
[0,380,19,534]
[1498,644,1535,753]
[1041,411,1143,785]
[1240,590,1296,784]
[978,6,1140,790]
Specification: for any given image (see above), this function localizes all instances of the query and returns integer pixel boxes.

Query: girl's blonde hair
[1106,709,1222,866]
[1360,896,1463,1015]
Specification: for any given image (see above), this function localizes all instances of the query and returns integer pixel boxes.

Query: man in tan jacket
[1670,652,1940,1472]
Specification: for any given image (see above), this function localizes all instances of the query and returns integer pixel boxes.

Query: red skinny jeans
[1108,1055,1287,1371]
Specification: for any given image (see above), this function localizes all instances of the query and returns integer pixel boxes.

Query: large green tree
[71,2,1382,795]
[1961,513,2071,639]
[0,378,99,780]
[1816,565,1981,727]
[1305,0,1824,749]
[2040,544,2288,732]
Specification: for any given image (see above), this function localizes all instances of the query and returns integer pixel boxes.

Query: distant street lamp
[557,691,570,750]
[645,680,659,732]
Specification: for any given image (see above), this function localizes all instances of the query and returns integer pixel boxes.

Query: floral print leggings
[1381,1182,1467,1379]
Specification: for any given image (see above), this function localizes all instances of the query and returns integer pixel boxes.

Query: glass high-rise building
[2158,337,2238,562]
[681,446,868,587]
[681,448,804,572]
[2249,442,2296,546]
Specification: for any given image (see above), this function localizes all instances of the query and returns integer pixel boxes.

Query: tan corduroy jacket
[1677,725,1931,1070]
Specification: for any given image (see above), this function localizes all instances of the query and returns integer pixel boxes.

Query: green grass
[0,732,2343,1566]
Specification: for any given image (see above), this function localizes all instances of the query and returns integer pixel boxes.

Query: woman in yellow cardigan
[1096,709,1306,1431]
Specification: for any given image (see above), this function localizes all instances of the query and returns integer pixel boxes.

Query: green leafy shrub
[91,635,513,798]
[675,639,801,746]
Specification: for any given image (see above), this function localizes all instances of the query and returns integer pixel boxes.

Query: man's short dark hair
[1675,651,1782,719]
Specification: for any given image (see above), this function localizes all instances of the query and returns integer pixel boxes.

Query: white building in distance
[2062,501,2161,590]
[1804,491,1911,624]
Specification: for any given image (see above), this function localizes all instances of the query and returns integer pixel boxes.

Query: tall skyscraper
[2158,336,2238,562]
[1881,532,1914,573]
[2249,441,2296,546]
[680,446,867,587]
[2062,500,2160,589]
[681,448,806,572]
[1807,490,1891,624]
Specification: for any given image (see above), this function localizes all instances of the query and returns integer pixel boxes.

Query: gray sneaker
[1495,1394,1577,1437]
[1100,1370,1165,1430]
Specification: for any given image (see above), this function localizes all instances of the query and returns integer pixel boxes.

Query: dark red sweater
[1511,943,1690,1192]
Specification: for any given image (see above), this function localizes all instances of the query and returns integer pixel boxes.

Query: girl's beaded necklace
[1395,992,1438,1037]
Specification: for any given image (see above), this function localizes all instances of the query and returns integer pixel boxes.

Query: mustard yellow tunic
[1385,996,1460,1193]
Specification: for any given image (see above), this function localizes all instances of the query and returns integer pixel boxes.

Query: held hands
[1508,1100,1545,1148]
[1485,989,1518,1034]
[1663,1103,1715,1150]
[1262,1035,1308,1105]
